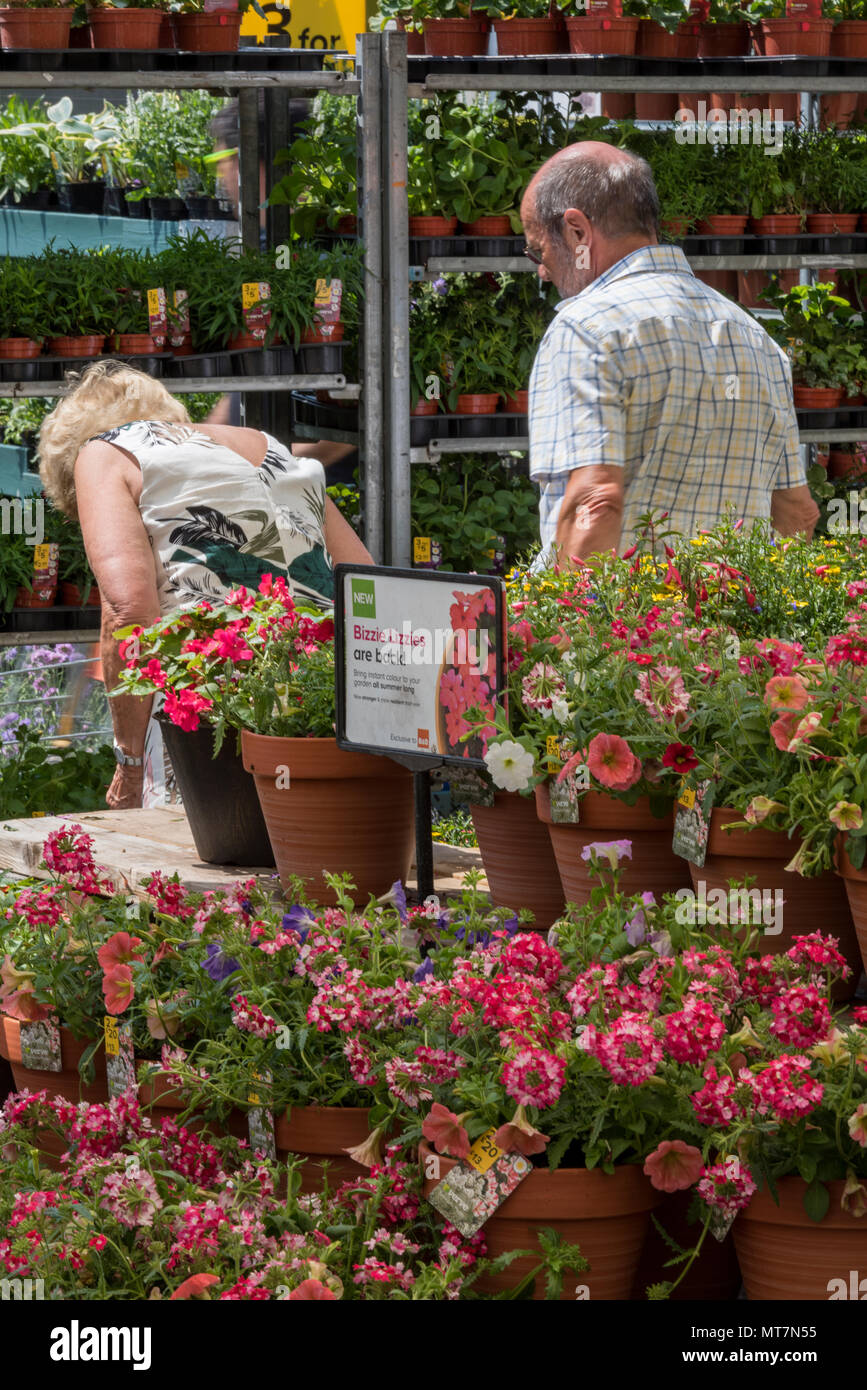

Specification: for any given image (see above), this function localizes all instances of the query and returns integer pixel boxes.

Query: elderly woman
[38,360,371,811]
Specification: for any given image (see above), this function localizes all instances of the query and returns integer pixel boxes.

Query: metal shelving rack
[0,47,387,564]
[382,37,867,563]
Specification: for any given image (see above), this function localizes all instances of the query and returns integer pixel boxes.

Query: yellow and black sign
[240,0,365,53]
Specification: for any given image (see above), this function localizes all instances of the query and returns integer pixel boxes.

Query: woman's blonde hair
[38,360,191,520]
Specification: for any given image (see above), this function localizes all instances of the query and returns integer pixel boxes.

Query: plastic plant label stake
[19,1018,62,1072]
[448,765,494,808]
[33,543,51,571]
[104,1016,136,1099]
[413,536,442,569]
[672,777,715,867]
[312,278,343,337]
[550,771,582,824]
[248,1070,276,1160]
[147,288,168,348]
[242,282,271,341]
[427,1128,531,1238]
[170,289,190,347]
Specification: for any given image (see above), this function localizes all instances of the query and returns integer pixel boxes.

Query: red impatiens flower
[102,964,134,1015]
[661,742,698,774]
[421,1102,471,1160]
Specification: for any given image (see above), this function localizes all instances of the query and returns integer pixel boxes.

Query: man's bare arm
[771,484,819,539]
[554,464,625,564]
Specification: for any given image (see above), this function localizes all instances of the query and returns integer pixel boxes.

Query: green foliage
[797,127,867,215]
[270,93,358,233]
[0,256,48,340]
[411,456,540,571]
[0,726,114,818]
[0,95,57,202]
[116,89,227,198]
[761,281,867,391]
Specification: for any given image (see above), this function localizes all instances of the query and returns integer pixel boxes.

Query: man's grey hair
[532,149,659,241]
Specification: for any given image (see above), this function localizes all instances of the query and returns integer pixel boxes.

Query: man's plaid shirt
[528,244,804,558]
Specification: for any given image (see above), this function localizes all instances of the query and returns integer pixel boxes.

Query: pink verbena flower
[697,1161,756,1219]
[769,984,832,1048]
[589,1013,662,1086]
[501,1046,566,1109]
[663,997,726,1065]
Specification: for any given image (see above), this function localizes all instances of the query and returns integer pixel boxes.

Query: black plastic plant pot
[410,416,441,447]
[18,189,55,211]
[298,344,344,375]
[472,237,516,257]
[11,49,65,72]
[759,236,807,255]
[263,344,295,374]
[454,414,502,439]
[122,189,147,219]
[796,409,841,431]
[147,195,187,221]
[58,181,106,215]
[192,352,232,377]
[156,714,275,867]
[705,237,745,256]
[0,360,40,383]
[232,348,266,376]
[185,195,223,219]
[102,187,126,217]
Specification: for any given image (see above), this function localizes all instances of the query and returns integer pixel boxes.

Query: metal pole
[383,29,411,568]
[414,769,434,900]
[358,32,384,565]
[238,87,262,431]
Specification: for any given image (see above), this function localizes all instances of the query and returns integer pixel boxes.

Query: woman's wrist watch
[113,740,143,768]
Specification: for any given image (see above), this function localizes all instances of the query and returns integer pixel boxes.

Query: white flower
[484,739,534,793]
[551,698,570,726]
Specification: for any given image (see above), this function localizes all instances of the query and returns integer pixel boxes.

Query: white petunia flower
[551,698,570,726]
[484,739,534,793]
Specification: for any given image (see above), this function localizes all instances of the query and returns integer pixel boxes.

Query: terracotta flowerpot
[59,582,100,607]
[836,843,867,980]
[602,94,635,119]
[752,17,832,55]
[829,450,867,480]
[805,213,860,235]
[229,329,279,351]
[112,332,159,355]
[470,792,565,930]
[456,393,499,414]
[493,17,563,54]
[47,335,104,358]
[174,10,241,52]
[692,808,861,999]
[737,269,797,309]
[535,785,690,910]
[0,6,73,48]
[411,397,439,416]
[157,11,174,46]
[734,1179,867,1300]
[137,1075,248,1139]
[697,215,748,235]
[750,215,801,235]
[661,217,690,239]
[697,21,750,56]
[502,389,529,413]
[409,215,457,237]
[792,385,845,409]
[421,1141,659,1300]
[461,215,512,236]
[564,16,638,54]
[275,1105,373,1193]
[631,1190,742,1300]
[299,322,344,344]
[14,585,56,610]
[87,7,165,49]
[241,733,414,904]
[637,18,698,58]
[820,92,859,130]
[0,337,41,360]
[336,214,357,235]
[635,92,679,120]
[2,1016,109,1105]
[396,17,425,54]
[422,16,489,56]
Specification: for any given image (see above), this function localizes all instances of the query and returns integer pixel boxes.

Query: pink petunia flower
[643,1140,704,1193]
[764,674,809,712]
[171,1273,220,1300]
[586,732,642,791]
[421,1103,471,1160]
[97,932,145,972]
[289,1279,337,1300]
[102,964,134,1015]
[848,1104,867,1148]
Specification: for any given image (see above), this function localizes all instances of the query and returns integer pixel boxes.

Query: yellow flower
[810,1029,849,1066]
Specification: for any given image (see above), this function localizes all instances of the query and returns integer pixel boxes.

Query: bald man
[521,142,818,565]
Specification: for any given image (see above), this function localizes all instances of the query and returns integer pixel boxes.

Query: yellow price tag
[465,1128,503,1175]
[546,734,562,775]
[678,787,696,811]
[31,811,45,818]
[413,537,431,563]
[33,543,50,570]
[242,281,262,309]
[104,1016,119,1058]
[314,277,332,306]
[147,288,162,316]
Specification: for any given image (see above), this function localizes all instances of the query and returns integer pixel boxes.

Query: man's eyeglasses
[523,244,544,266]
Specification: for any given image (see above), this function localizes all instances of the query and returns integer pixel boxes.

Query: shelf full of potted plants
[762,279,867,425]
[2,811,867,1300]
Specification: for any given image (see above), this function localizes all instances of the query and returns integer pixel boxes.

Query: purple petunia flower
[202,942,240,982]
[282,904,317,943]
[625,910,646,947]
[580,839,633,865]
[413,956,434,983]
[390,880,408,923]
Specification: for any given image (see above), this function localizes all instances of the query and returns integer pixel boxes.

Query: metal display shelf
[292,421,361,445]
[0,377,360,399]
[0,629,99,646]
[421,254,867,275]
[0,67,357,92]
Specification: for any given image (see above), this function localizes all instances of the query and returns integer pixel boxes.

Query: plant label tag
[31,542,58,602]
[242,282,271,340]
[413,536,442,569]
[545,734,564,776]
[170,289,190,345]
[672,777,715,866]
[19,1018,62,1072]
[708,1206,737,1242]
[33,543,51,572]
[248,1070,276,1159]
[105,1017,136,1099]
[147,288,168,347]
[312,278,342,334]
[447,765,494,807]
[427,1130,531,1238]
[549,772,582,824]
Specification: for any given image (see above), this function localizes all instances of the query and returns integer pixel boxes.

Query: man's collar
[554,243,695,313]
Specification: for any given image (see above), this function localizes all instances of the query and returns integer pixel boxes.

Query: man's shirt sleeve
[529,316,627,482]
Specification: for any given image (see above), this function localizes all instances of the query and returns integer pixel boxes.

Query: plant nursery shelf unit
[0,627,98,646]
[422,254,867,274]
[0,378,360,399]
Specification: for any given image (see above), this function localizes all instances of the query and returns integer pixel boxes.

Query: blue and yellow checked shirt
[528,245,804,556]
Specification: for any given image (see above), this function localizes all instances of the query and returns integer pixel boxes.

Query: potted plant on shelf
[762,280,867,410]
[410,0,491,57]
[0,0,75,50]
[562,0,641,54]
[799,129,865,234]
[0,257,44,374]
[407,107,462,238]
[0,96,59,211]
[270,94,358,238]
[485,0,565,55]
[748,0,834,53]
[171,0,242,51]
[697,0,752,53]
[443,102,535,236]
[86,0,167,50]
[0,516,51,612]
[41,247,118,361]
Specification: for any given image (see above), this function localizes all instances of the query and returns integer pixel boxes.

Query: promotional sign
[239,0,364,51]
[335,565,505,768]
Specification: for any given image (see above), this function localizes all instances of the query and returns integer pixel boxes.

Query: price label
[413,537,431,564]
[678,786,696,811]
[242,281,263,309]
[147,288,168,347]
[242,282,271,339]
[104,1015,120,1057]
[464,1128,503,1176]
[546,734,562,775]
[31,811,45,818]
[33,543,51,571]
[147,289,163,316]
